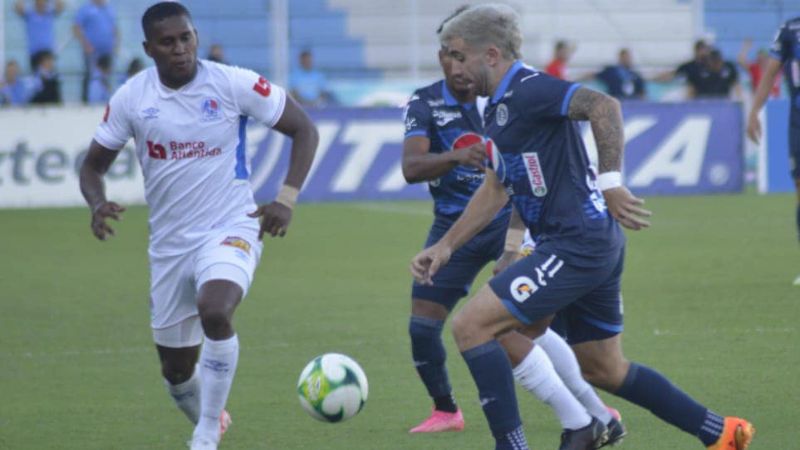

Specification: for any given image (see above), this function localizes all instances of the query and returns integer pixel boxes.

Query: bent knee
[581,359,630,391]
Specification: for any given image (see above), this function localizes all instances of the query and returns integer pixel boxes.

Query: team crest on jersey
[201,98,222,122]
[496,103,509,126]
[522,152,547,197]
[221,236,251,255]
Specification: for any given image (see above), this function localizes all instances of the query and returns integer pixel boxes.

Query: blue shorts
[489,243,625,345]
[789,125,800,179]
[412,216,507,310]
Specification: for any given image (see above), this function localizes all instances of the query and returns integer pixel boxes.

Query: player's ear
[485,45,500,67]
[142,40,152,58]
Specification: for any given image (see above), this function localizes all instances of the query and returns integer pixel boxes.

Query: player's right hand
[747,112,762,144]
[602,186,651,231]
[453,142,486,170]
[410,243,453,285]
[90,201,125,241]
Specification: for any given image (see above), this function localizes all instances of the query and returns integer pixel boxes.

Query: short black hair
[32,49,54,69]
[694,39,708,51]
[142,2,192,40]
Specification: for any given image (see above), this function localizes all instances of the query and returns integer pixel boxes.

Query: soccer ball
[296,353,369,423]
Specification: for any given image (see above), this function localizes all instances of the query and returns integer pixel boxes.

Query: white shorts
[150,220,262,347]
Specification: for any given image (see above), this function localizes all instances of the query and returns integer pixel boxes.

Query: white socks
[534,328,613,424]
[165,365,201,424]
[193,334,240,443]
[513,345,592,430]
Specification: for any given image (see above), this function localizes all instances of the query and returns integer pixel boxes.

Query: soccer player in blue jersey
[747,16,800,286]
[402,8,620,448]
[411,5,755,450]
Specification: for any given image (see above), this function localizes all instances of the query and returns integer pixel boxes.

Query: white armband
[597,171,622,191]
[275,184,300,209]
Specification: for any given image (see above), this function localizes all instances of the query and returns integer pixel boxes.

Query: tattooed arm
[566,87,651,230]
[567,87,623,173]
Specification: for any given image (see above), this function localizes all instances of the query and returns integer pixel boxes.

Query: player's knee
[161,359,195,384]
[581,358,629,392]
[450,310,473,348]
[197,299,236,338]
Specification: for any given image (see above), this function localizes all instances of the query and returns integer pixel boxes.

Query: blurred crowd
[0,0,783,108]
[545,38,781,102]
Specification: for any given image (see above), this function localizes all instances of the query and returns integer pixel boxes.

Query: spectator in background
[122,57,144,83]
[29,50,61,104]
[290,49,336,107]
[14,0,65,70]
[654,39,710,84]
[545,40,574,80]
[688,48,742,99]
[207,44,226,64]
[87,53,113,104]
[0,60,33,106]
[73,0,118,103]
[589,48,646,100]
[738,38,781,98]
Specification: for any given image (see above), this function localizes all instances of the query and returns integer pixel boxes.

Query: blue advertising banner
[249,101,744,204]
[764,99,794,193]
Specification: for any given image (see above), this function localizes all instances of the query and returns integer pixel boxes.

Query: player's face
[444,38,491,96]
[144,15,198,88]
[438,47,472,95]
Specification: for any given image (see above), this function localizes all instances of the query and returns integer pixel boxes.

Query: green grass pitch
[1,194,798,449]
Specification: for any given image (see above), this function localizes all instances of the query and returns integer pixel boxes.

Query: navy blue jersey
[771,17,800,127]
[483,61,624,267]
[404,80,510,221]
[596,65,645,100]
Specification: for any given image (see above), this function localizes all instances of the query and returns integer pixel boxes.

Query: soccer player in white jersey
[78,3,318,449]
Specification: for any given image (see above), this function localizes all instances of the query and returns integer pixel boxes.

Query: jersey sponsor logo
[146,140,222,160]
[147,140,167,159]
[103,104,110,122]
[496,103,509,126]
[141,107,159,120]
[451,132,482,150]
[486,138,506,182]
[432,108,462,127]
[201,97,222,122]
[253,76,271,97]
[521,152,548,197]
[221,236,252,255]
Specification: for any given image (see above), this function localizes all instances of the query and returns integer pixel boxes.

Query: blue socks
[409,316,457,412]
[614,363,723,446]
[462,340,529,450]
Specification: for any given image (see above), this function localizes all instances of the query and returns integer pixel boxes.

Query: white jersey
[94,60,286,257]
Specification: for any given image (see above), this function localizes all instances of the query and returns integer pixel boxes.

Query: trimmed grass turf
[0,194,797,449]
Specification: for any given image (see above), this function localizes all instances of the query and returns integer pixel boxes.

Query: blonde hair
[439,3,522,60]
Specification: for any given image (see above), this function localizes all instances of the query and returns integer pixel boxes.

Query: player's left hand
[603,186,652,230]
[410,243,452,285]
[248,202,292,239]
[493,250,521,276]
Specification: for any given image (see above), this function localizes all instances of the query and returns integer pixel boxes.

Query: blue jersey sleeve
[403,93,432,139]
[520,74,581,120]
[770,22,792,63]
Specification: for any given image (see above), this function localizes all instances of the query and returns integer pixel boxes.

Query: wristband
[504,228,524,253]
[275,184,300,209]
[597,171,623,191]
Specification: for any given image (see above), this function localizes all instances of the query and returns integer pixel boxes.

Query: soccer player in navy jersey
[402,10,622,446]
[747,16,800,286]
[411,5,755,450]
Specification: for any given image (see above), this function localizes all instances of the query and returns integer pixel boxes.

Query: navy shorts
[412,216,506,310]
[789,125,800,179]
[489,243,625,345]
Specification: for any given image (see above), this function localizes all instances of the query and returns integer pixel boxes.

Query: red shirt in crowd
[546,59,567,80]
[748,63,781,97]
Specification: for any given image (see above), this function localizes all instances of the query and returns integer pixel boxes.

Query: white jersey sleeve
[93,82,133,150]
[228,66,287,127]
